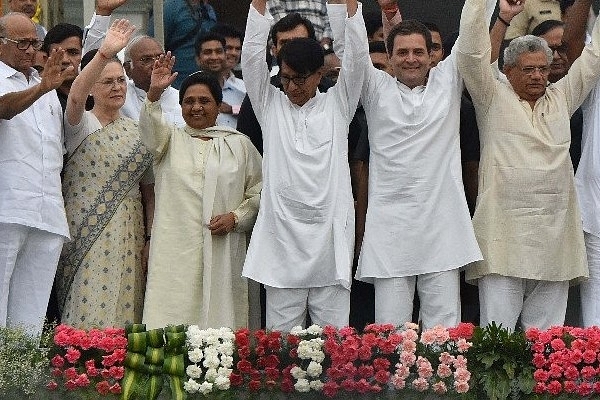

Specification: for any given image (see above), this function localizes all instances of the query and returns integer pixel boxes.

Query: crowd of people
[1,0,599,338]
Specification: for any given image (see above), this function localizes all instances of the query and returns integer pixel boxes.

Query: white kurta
[577,82,600,237]
[330,4,496,281]
[241,5,369,289]
[457,0,600,283]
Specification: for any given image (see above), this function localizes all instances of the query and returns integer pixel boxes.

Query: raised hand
[96,0,128,15]
[39,48,75,93]
[147,52,177,101]
[98,19,136,59]
[377,0,398,10]
[150,52,178,91]
[499,0,526,21]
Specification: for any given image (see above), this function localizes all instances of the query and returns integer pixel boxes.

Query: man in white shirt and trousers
[241,0,369,331]
[0,12,72,337]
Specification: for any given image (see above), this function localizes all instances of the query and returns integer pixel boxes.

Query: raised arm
[82,0,128,54]
[139,52,178,159]
[0,49,73,120]
[558,9,600,114]
[379,0,402,52]
[147,52,178,102]
[252,0,267,16]
[456,0,500,112]
[563,0,593,65]
[241,0,274,125]
[67,19,135,126]
[490,0,526,63]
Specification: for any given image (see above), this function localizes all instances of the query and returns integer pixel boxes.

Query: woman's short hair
[276,37,324,75]
[503,35,553,67]
[179,71,223,105]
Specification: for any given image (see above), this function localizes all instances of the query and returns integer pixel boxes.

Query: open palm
[150,53,178,91]
[99,19,135,58]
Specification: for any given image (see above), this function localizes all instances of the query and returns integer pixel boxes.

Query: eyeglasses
[280,73,312,86]
[96,76,127,88]
[520,65,551,76]
[136,55,163,65]
[548,44,568,54]
[0,37,43,51]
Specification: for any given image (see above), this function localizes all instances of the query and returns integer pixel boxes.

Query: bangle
[497,16,511,27]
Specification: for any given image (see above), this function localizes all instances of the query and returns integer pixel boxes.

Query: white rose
[310,380,324,391]
[215,375,231,390]
[217,342,234,356]
[290,326,305,336]
[290,366,307,379]
[186,365,203,379]
[217,367,232,377]
[183,378,200,393]
[203,355,220,369]
[306,361,323,377]
[306,325,323,336]
[220,355,234,368]
[205,368,219,382]
[294,378,311,392]
[198,381,213,395]
[188,348,204,363]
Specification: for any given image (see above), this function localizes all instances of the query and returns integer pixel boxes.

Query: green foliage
[467,323,535,400]
[0,325,53,396]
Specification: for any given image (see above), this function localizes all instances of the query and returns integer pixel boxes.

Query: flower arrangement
[183,326,235,395]
[391,322,474,395]
[46,324,127,396]
[321,323,401,396]
[229,327,286,392]
[20,322,600,399]
[288,324,326,393]
[528,325,600,396]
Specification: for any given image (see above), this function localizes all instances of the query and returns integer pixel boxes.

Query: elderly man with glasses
[457,0,600,330]
[0,12,73,337]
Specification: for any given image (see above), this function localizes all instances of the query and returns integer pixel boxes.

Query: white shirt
[217,72,246,128]
[0,62,69,238]
[577,82,600,237]
[241,4,369,289]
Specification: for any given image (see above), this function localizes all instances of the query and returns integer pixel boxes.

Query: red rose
[237,359,253,374]
[96,381,110,395]
[229,373,244,386]
[248,379,262,392]
[46,381,58,391]
[322,381,339,397]
[109,383,122,394]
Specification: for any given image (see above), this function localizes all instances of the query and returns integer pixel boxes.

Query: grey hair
[123,35,164,63]
[0,12,36,37]
[503,35,553,67]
